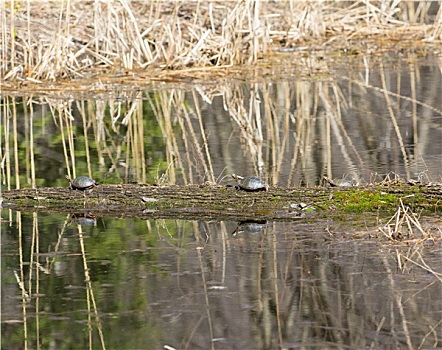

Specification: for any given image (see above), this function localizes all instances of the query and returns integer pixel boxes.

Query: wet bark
[1,183,441,221]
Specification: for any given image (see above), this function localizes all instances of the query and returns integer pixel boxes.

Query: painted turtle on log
[66,175,98,191]
[323,176,356,187]
[231,174,268,192]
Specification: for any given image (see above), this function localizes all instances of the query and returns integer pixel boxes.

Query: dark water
[2,211,441,349]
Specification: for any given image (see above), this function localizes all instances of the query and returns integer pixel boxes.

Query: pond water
[1,52,442,349]
[2,211,441,349]
[1,53,441,190]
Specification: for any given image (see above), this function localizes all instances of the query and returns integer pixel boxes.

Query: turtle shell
[68,176,97,191]
[232,174,268,192]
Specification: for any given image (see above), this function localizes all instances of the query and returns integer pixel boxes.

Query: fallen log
[1,182,441,221]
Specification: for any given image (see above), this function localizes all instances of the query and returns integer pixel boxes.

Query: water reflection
[232,220,268,236]
[2,211,441,349]
[1,54,441,190]
[69,212,97,226]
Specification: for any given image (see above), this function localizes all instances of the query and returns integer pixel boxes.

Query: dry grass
[1,1,441,82]
[376,196,442,283]
[379,198,437,241]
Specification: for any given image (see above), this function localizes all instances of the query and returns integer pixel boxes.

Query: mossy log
[1,182,441,221]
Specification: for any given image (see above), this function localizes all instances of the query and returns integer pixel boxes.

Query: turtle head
[65,175,74,190]
[231,173,244,182]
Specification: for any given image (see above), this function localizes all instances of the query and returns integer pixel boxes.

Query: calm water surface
[2,211,441,349]
[1,53,442,349]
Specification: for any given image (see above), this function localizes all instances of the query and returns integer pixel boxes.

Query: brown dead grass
[1,1,441,83]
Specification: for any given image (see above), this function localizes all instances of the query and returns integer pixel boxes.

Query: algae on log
[1,183,441,221]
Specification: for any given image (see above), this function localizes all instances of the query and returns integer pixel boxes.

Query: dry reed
[1,1,441,82]
[379,198,430,241]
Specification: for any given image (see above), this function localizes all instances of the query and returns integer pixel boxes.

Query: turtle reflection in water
[70,213,96,226]
[232,220,268,236]
[323,176,358,187]
[231,174,268,192]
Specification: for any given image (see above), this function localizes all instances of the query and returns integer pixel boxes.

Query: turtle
[323,176,356,187]
[231,173,268,192]
[66,175,98,191]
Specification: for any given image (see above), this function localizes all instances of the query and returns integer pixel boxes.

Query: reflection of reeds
[235,220,441,348]
[196,246,215,350]
[30,213,40,348]
[12,97,20,189]
[61,102,76,179]
[2,96,12,190]
[381,255,414,350]
[192,89,215,183]
[25,97,37,188]
[11,210,107,349]
[78,224,107,349]
[319,82,363,179]
[16,212,29,349]
[7,212,439,349]
[396,245,442,282]
[1,48,441,188]
[123,97,147,183]
[147,91,181,184]
[271,223,283,348]
[379,62,410,179]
